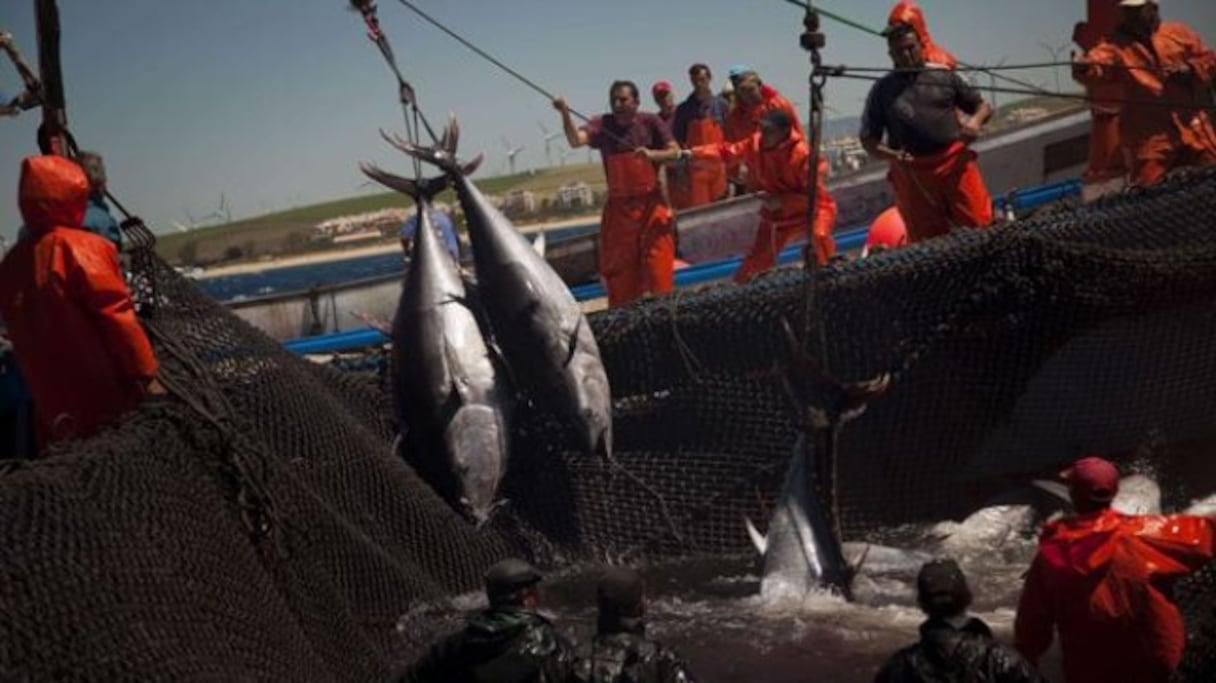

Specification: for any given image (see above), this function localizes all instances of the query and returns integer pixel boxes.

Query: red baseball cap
[651,80,673,95]
[1061,456,1120,502]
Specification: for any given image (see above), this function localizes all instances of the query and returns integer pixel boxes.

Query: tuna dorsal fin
[1030,479,1071,503]
[744,516,768,556]
[531,229,546,257]
[358,162,449,199]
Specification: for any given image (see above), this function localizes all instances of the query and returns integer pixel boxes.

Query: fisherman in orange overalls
[669,64,731,210]
[1072,0,1130,198]
[0,156,164,452]
[1073,0,1216,188]
[1015,456,1216,683]
[860,22,994,242]
[724,67,803,194]
[886,1,958,68]
[554,82,681,307]
[662,109,836,282]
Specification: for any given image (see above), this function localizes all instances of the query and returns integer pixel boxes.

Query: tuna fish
[360,157,513,526]
[383,120,612,460]
[746,318,892,601]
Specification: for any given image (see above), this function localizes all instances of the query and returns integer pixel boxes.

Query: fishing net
[2,168,1216,680]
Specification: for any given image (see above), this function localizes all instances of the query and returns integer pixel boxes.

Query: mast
[33,0,68,156]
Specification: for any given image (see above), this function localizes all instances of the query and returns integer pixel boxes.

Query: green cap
[484,558,542,597]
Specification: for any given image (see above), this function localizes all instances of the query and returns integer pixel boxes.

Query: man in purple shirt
[670,63,731,208]
[553,81,681,307]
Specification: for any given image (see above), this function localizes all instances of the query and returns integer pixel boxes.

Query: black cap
[760,108,794,131]
[484,558,542,598]
[597,567,645,612]
[916,559,971,611]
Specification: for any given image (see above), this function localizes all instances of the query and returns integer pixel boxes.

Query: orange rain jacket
[0,156,159,449]
[887,1,958,69]
[1073,0,1128,183]
[1014,509,1216,683]
[1075,21,1216,187]
[723,84,804,191]
[692,128,837,280]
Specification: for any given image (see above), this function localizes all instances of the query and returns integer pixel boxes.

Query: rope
[776,0,1091,103]
[389,0,643,153]
[830,71,1216,112]
[667,288,706,383]
[841,60,1190,75]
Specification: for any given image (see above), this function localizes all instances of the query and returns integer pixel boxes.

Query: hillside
[157,163,606,266]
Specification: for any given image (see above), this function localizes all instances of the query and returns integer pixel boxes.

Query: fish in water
[746,319,892,601]
[360,157,513,526]
[383,119,613,460]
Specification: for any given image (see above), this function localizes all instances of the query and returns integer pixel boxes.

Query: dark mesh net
[2,168,1216,680]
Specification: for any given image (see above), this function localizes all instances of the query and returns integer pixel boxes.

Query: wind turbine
[538,121,562,167]
[1038,40,1070,94]
[559,147,573,167]
[502,136,525,174]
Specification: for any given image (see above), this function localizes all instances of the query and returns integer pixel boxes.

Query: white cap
[1118,0,1156,7]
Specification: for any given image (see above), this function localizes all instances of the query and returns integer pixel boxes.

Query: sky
[0,0,1214,240]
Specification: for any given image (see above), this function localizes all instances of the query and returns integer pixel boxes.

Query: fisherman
[724,67,803,193]
[886,2,958,68]
[401,558,579,682]
[0,30,41,117]
[1072,0,1216,188]
[0,330,35,459]
[76,152,124,250]
[1014,455,1216,683]
[874,559,1044,683]
[651,81,676,125]
[0,156,164,451]
[652,79,691,210]
[1072,1,1130,199]
[666,108,836,280]
[670,64,730,209]
[554,82,681,307]
[575,567,697,683]
[860,22,994,243]
[400,207,460,261]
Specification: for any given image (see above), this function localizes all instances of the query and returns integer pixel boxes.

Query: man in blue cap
[401,558,578,682]
[400,207,460,262]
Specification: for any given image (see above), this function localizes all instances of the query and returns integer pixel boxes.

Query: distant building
[502,190,537,216]
[312,207,411,242]
[556,182,594,210]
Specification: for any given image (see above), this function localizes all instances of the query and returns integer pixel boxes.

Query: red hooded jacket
[887,1,958,69]
[1014,508,1216,683]
[0,156,159,449]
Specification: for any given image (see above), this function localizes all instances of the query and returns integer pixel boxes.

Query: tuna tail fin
[359,161,450,199]
[381,118,483,177]
[744,515,768,556]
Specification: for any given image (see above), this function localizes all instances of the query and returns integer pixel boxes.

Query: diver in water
[401,558,578,683]
[874,559,1044,683]
[575,567,697,683]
